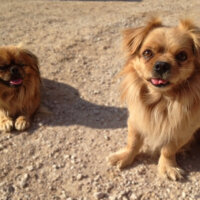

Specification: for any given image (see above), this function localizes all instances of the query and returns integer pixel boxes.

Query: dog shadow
[178,137,200,175]
[31,78,127,130]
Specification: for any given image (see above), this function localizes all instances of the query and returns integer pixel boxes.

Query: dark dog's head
[0,46,39,88]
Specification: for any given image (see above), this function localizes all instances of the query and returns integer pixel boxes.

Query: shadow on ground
[178,136,200,174]
[34,78,127,130]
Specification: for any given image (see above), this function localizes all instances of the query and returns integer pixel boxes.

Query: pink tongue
[10,79,23,85]
[151,78,168,85]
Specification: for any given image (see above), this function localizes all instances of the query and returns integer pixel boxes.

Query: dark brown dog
[0,46,40,132]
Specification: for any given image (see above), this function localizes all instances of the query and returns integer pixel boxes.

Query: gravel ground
[1,0,200,199]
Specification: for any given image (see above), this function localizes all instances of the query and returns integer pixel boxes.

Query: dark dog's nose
[154,61,170,75]
[10,66,19,75]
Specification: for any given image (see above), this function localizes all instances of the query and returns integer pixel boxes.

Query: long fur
[0,46,41,131]
[121,60,200,150]
[109,18,200,180]
[120,18,200,150]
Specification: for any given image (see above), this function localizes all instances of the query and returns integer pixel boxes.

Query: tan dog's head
[123,18,200,91]
[0,46,39,89]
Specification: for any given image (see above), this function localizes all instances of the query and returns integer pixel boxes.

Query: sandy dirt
[1,0,200,199]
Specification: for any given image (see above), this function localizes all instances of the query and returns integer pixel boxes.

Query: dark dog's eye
[0,65,9,71]
[143,49,153,59]
[176,51,187,62]
[18,64,25,67]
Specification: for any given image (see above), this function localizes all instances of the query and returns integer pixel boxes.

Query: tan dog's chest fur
[108,18,200,180]
[127,65,200,150]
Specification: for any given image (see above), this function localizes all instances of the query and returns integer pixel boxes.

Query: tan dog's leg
[108,119,143,169]
[158,138,190,180]
[0,111,13,132]
[15,116,30,131]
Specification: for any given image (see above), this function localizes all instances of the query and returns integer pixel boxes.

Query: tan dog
[109,18,200,180]
[0,46,40,132]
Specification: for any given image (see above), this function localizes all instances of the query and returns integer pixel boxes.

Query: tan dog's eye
[143,49,153,59]
[176,51,187,62]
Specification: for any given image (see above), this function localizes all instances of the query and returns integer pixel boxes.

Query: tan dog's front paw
[15,116,30,131]
[158,164,185,181]
[0,117,13,132]
[108,149,135,169]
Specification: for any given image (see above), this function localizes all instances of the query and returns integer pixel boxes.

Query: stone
[94,192,108,199]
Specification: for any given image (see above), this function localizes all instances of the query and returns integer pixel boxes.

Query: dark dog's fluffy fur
[0,46,40,132]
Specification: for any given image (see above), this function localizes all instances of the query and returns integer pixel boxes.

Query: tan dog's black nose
[154,61,170,75]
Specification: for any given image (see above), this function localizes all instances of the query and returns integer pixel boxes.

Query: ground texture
[1,0,200,199]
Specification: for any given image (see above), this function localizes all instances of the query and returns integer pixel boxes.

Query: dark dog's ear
[123,18,162,56]
[20,48,40,73]
[178,19,200,56]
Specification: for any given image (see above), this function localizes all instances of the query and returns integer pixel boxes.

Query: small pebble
[77,174,83,181]
[17,173,30,188]
[94,192,108,200]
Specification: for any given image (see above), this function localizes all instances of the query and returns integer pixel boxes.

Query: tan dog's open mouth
[150,78,170,87]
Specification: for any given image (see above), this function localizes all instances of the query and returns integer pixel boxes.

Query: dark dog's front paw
[15,116,30,131]
[0,117,13,132]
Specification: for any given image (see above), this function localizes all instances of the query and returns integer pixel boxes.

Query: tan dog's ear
[123,18,162,56]
[178,19,200,55]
